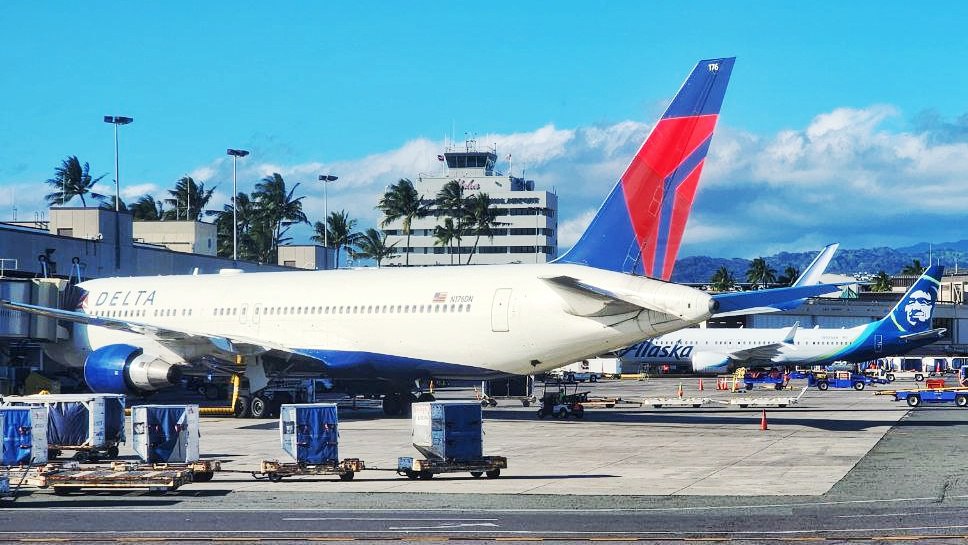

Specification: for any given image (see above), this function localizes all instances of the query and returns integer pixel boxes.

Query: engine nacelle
[691,351,732,374]
[83,344,182,395]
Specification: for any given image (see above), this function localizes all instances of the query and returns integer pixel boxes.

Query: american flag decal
[433,292,447,303]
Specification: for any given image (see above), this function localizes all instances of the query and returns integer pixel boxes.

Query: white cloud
[557,208,597,248]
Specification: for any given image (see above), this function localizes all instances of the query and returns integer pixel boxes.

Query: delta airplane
[619,265,947,374]
[2,57,839,416]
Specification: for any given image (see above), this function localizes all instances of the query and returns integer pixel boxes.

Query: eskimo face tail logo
[888,265,942,333]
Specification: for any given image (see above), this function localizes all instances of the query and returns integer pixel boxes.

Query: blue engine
[84,344,182,395]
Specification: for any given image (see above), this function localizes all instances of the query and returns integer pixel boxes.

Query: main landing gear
[382,392,436,416]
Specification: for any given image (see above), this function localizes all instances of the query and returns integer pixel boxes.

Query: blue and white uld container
[0,406,48,466]
[411,401,483,461]
[131,405,199,463]
[280,403,339,464]
[2,394,126,450]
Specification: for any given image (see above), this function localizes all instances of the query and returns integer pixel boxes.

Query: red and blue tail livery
[558,57,735,280]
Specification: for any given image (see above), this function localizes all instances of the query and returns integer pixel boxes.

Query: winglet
[782,322,799,344]
[556,58,735,279]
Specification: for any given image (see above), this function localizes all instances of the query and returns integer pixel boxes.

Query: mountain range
[670,240,968,284]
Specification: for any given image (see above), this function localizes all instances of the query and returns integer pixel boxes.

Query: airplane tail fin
[556,57,735,279]
[875,265,943,336]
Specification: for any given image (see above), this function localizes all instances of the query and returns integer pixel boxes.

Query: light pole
[103,116,133,212]
[104,115,133,270]
[318,175,338,268]
[226,149,249,261]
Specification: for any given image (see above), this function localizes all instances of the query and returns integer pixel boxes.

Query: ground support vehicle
[396,455,507,480]
[714,387,808,408]
[877,387,968,407]
[742,370,788,391]
[535,381,588,419]
[477,375,536,407]
[807,371,889,391]
[28,460,220,494]
[641,397,711,408]
[252,458,364,482]
[883,370,926,382]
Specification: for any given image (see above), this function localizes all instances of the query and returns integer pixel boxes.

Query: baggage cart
[396,455,507,479]
[252,458,364,482]
[132,405,200,463]
[2,394,125,461]
[0,406,48,466]
[29,459,220,494]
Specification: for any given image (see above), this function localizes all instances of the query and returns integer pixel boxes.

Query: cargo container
[411,401,482,461]
[2,394,125,459]
[132,405,200,464]
[280,403,339,464]
[0,406,48,466]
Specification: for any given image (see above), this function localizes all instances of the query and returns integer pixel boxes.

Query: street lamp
[318,175,338,270]
[104,115,133,270]
[103,116,133,212]
[226,149,249,261]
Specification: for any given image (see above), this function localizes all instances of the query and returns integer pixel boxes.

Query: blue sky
[3,2,968,260]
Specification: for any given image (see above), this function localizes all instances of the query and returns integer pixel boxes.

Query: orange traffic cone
[760,409,768,431]
[677,383,683,398]
[698,377,704,391]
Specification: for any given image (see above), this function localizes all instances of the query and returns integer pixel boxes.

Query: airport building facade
[381,145,559,266]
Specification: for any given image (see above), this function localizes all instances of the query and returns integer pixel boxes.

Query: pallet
[397,456,507,479]
[640,397,711,408]
[253,458,365,482]
[28,460,221,494]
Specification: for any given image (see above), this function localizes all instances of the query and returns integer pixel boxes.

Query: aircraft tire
[250,395,271,419]
[235,396,251,418]
[382,395,402,416]
[417,393,435,402]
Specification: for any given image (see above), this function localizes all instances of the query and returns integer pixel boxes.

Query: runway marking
[0,496,943,513]
[387,523,500,530]
[283,518,498,522]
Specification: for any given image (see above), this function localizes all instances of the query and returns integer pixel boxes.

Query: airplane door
[491,288,512,332]
[874,334,883,352]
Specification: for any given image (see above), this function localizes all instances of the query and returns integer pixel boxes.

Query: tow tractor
[876,367,968,407]
[536,380,588,419]
[807,370,889,391]
[741,369,788,391]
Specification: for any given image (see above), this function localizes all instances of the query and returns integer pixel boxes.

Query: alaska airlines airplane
[619,265,947,374]
[2,57,838,415]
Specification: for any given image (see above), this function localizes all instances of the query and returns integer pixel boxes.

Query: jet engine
[691,351,732,374]
[83,344,182,395]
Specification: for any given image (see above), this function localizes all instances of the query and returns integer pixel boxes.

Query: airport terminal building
[382,144,559,266]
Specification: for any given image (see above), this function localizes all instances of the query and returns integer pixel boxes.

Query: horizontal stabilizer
[712,284,843,317]
[899,328,947,342]
[539,276,645,317]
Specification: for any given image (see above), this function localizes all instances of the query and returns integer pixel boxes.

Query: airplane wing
[539,275,695,317]
[899,328,947,342]
[0,299,288,357]
[711,283,845,317]
[727,342,786,362]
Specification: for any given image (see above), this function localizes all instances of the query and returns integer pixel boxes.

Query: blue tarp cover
[0,408,34,465]
[145,406,188,463]
[47,402,88,446]
[289,405,338,464]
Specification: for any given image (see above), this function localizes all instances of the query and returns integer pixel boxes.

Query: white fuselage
[620,325,867,370]
[58,264,714,379]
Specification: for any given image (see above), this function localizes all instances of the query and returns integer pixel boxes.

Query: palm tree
[311,210,359,268]
[746,257,777,289]
[163,176,216,221]
[871,271,893,292]
[45,156,107,206]
[377,178,430,266]
[435,180,467,251]
[463,193,500,265]
[901,259,926,276]
[98,195,127,211]
[351,228,399,267]
[130,195,164,221]
[709,266,736,292]
[253,173,308,263]
[207,192,260,260]
[433,217,461,265]
[777,265,801,286]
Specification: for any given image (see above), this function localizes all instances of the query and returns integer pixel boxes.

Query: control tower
[381,140,558,266]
